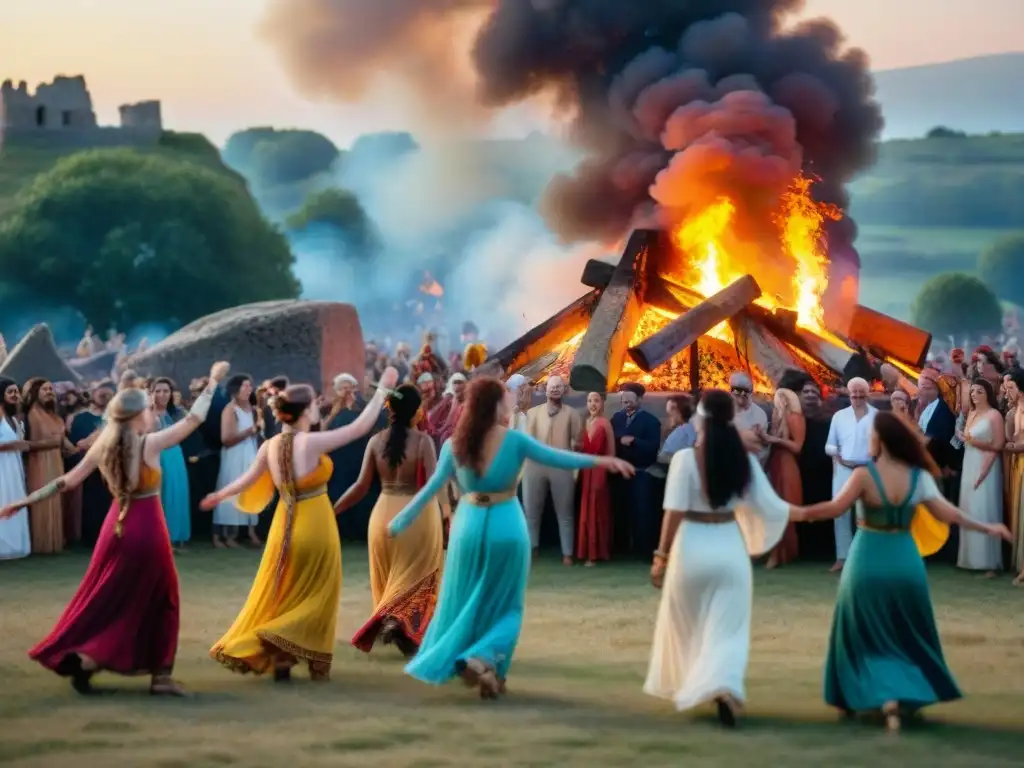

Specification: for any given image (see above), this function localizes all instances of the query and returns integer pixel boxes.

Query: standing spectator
[576,391,615,566]
[0,376,30,559]
[610,382,662,559]
[957,378,1004,577]
[23,378,73,554]
[763,388,805,569]
[729,372,769,463]
[213,374,261,548]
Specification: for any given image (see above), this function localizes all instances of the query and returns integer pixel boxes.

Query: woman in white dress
[213,374,262,548]
[957,377,1004,576]
[645,389,793,727]
[0,377,30,559]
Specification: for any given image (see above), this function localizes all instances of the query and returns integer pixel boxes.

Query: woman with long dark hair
[335,383,445,656]
[0,362,228,696]
[201,367,397,682]
[791,412,1011,731]
[645,390,794,727]
[956,376,1004,575]
[150,377,191,552]
[386,376,634,699]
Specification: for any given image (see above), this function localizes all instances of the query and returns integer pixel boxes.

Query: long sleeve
[825,413,840,457]
[516,431,599,472]
[735,455,791,556]
[631,413,661,467]
[388,440,455,536]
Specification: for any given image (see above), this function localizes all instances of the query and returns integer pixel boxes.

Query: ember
[480,182,932,394]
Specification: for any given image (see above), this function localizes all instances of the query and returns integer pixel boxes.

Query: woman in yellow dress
[335,384,447,656]
[200,369,397,681]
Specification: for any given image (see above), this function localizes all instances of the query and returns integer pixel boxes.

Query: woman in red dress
[762,387,805,569]
[576,391,615,566]
[0,362,228,696]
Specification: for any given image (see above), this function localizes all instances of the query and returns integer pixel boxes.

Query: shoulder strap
[865,461,887,502]
[902,468,921,508]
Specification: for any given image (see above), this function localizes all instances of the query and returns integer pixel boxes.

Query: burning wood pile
[479,181,930,394]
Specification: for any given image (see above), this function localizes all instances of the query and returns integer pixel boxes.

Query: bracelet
[653,549,668,560]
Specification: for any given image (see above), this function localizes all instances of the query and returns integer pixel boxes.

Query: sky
[5,0,1023,147]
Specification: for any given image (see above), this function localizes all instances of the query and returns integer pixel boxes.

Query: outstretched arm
[143,364,227,457]
[203,441,271,511]
[791,468,866,521]
[0,447,100,518]
[388,440,454,537]
[334,436,379,514]
[519,431,599,471]
[304,390,387,455]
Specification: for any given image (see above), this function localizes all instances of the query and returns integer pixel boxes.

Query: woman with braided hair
[202,366,399,682]
[336,383,446,657]
[0,361,229,696]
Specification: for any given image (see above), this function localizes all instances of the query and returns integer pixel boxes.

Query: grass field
[1,547,1023,767]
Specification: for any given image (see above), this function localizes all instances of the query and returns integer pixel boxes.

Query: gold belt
[464,490,517,507]
[296,484,328,502]
[381,483,417,495]
[678,510,735,524]
[130,489,160,500]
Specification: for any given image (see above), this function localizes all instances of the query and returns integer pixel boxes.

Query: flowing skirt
[27,449,64,554]
[644,521,752,710]
[0,451,29,560]
[29,496,180,676]
[213,441,258,528]
[404,498,530,684]
[824,529,962,712]
[958,444,1003,570]
[210,494,341,675]
[576,466,612,562]
[766,447,801,564]
[159,444,191,543]
[1008,454,1024,571]
[352,491,443,652]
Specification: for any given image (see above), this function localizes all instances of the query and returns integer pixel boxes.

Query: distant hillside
[874,53,1024,139]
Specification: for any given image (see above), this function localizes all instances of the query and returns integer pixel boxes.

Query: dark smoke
[264,0,883,245]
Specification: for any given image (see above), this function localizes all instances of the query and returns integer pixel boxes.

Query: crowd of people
[0,321,1021,734]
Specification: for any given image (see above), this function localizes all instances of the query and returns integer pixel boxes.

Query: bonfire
[480,175,930,395]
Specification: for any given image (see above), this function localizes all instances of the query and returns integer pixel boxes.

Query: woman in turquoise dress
[151,378,191,552]
[387,376,634,699]
[791,412,1010,731]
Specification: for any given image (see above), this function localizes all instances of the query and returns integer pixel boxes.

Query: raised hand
[209,361,231,384]
[379,366,399,391]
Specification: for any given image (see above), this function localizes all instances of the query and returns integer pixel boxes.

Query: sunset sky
[6,0,1022,146]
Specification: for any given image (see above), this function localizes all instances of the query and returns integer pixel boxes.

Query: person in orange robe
[763,387,805,568]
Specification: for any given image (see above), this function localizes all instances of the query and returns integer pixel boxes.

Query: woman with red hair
[387,376,634,699]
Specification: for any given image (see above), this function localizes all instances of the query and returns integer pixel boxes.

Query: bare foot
[248,532,263,547]
[212,537,225,549]
[224,539,240,549]
[882,701,900,733]
[765,554,779,570]
[982,570,998,579]
[829,561,844,573]
[584,560,595,567]
[150,678,189,697]
[1012,572,1024,586]
[562,556,573,566]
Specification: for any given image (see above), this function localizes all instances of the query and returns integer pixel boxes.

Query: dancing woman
[645,390,794,727]
[790,412,1011,731]
[0,362,229,696]
[201,368,398,681]
[387,376,634,699]
[336,384,446,656]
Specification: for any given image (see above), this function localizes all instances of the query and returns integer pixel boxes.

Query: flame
[419,271,444,298]
[669,174,841,343]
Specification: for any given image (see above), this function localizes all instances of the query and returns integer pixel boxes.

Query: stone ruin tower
[0,75,163,149]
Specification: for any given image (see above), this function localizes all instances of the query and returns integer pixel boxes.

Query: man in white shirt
[729,371,769,464]
[825,377,877,572]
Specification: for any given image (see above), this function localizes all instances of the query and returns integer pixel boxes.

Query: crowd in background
[2,320,1023,589]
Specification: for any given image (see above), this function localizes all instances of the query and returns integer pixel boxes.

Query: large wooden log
[749,305,858,379]
[580,259,615,290]
[569,231,652,392]
[729,311,803,386]
[479,289,600,379]
[627,275,762,373]
[847,304,931,369]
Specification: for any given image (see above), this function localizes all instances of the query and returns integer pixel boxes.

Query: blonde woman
[761,388,804,568]
[0,362,229,696]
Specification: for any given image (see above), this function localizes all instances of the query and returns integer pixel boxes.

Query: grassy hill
[0,131,246,219]
[873,53,1024,139]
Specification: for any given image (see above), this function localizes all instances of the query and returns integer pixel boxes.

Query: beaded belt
[678,510,735,524]
[381,483,418,495]
[296,485,328,502]
[464,490,517,507]
[130,489,160,500]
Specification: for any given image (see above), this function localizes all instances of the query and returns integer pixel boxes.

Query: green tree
[286,188,379,256]
[223,129,340,186]
[926,126,967,139]
[978,233,1024,306]
[0,149,300,329]
[910,272,1003,337]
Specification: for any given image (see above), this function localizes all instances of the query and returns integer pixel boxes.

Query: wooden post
[569,231,651,393]
[847,304,931,369]
[688,341,700,393]
[627,275,762,373]
[729,310,803,386]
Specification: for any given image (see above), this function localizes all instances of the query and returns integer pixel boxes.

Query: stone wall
[122,300,365,394]
[0,126,161,149]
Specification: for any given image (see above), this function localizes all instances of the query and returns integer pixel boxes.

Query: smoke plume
[265,0,883,246]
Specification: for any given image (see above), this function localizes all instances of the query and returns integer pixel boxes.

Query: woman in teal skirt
[791,412,1010,731]
[388,377,634,699]
[151,378,191,552]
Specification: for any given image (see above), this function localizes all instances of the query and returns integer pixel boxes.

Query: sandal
[457,658,501,699]
[150,676,188,697]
